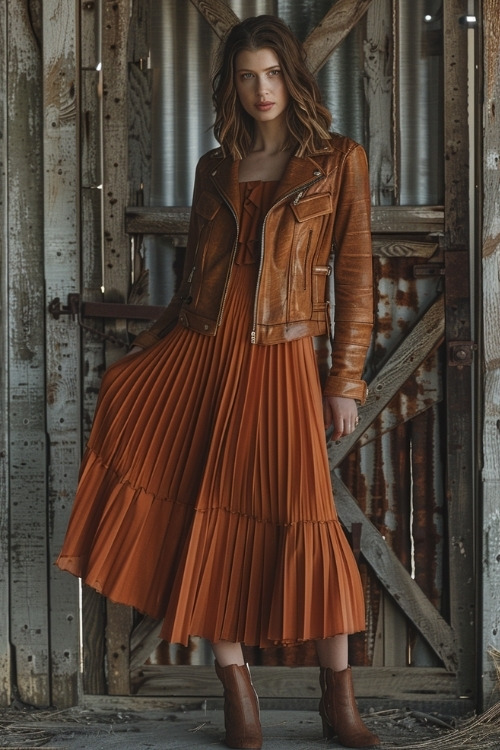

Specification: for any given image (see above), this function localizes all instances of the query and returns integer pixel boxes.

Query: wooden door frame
[75,0,480,709]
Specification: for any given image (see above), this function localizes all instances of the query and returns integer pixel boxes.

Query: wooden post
[44,0,81,708]
[481,0,500,709]
[81,0,107,697]
[0,0,11,708]
[101,0,134,694]
[443,0,476,700]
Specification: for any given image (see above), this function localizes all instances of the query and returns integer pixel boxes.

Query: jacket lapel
[209,156,241,220]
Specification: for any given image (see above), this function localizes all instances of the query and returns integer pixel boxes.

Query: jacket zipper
[250,176,323,344]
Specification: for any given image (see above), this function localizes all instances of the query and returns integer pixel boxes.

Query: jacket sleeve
[323,144,373,404]
[132,160,203,350]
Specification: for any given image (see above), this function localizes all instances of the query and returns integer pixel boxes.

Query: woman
[57,15,378,750]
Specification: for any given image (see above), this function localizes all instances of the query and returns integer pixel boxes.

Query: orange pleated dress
[57,180,365,647]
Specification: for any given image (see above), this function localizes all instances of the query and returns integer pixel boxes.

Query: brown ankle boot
[215,661,263,749]
[319,666,380,748]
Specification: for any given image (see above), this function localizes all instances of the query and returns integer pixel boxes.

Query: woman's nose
[256,75,268,95]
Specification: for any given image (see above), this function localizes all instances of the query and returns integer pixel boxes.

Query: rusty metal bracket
[448,340,477,367]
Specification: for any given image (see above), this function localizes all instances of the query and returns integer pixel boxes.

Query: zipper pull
[293,191,304,205]
[251,331,256,344]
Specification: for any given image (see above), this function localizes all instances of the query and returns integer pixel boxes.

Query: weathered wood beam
[332,476,457,672]
[371,205,444,234]
[124,205,444,237]
[371,239,440,258]
[304,0,374,74]
[189,0,374,77]
[129,665,457,700]
[357,371,441,448]
[130,616,163,672]
[189,0,239,40]
[329,295,445,467]
[106,602,133,695]
[125,206,191,236]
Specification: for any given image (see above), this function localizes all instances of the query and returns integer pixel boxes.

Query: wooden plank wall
[481,0,500,708]
[0,0,82,708]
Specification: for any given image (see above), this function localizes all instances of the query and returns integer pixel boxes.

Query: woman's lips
[255,102,274,111]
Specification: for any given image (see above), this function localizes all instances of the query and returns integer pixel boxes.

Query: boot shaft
[215,661,263,750]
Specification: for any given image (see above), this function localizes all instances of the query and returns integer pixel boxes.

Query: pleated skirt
[57,232,365,649]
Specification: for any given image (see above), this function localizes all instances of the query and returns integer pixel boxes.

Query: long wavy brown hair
[212,15,332,159]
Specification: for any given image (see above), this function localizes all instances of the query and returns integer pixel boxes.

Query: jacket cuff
[323,375,368,404]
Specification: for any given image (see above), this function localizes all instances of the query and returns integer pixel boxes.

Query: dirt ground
[1,702,500,750]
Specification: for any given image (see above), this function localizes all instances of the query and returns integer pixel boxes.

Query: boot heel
[321,714,335,739]
[319,666,380,748]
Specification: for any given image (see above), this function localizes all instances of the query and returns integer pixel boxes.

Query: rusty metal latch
[448,340,477,367]
[48,293,80,320]
[48,293,164,347]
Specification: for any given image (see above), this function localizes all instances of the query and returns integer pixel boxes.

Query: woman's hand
[322,395,359,441]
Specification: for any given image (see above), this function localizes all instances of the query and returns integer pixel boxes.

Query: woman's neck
[238,145,292,183]
[237,119,293,182]
[251,119,289,156]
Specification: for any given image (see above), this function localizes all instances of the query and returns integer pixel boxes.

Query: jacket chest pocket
[290,191,333,282]
[285,193,333,320]
[290,192,332,222]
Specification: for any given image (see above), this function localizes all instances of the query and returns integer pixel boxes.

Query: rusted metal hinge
[48,294,163,347]
[448,340,477,367]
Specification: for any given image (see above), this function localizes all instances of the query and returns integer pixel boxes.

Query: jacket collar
[209,151,327,216]
[273,154,326,204]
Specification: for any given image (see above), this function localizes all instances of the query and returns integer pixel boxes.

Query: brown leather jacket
[134,134,373,403]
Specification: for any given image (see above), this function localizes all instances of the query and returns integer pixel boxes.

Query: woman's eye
[241,72,253,80]
[269,69,281,76]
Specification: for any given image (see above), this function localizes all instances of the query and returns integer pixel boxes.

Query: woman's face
[234,47,289,125]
